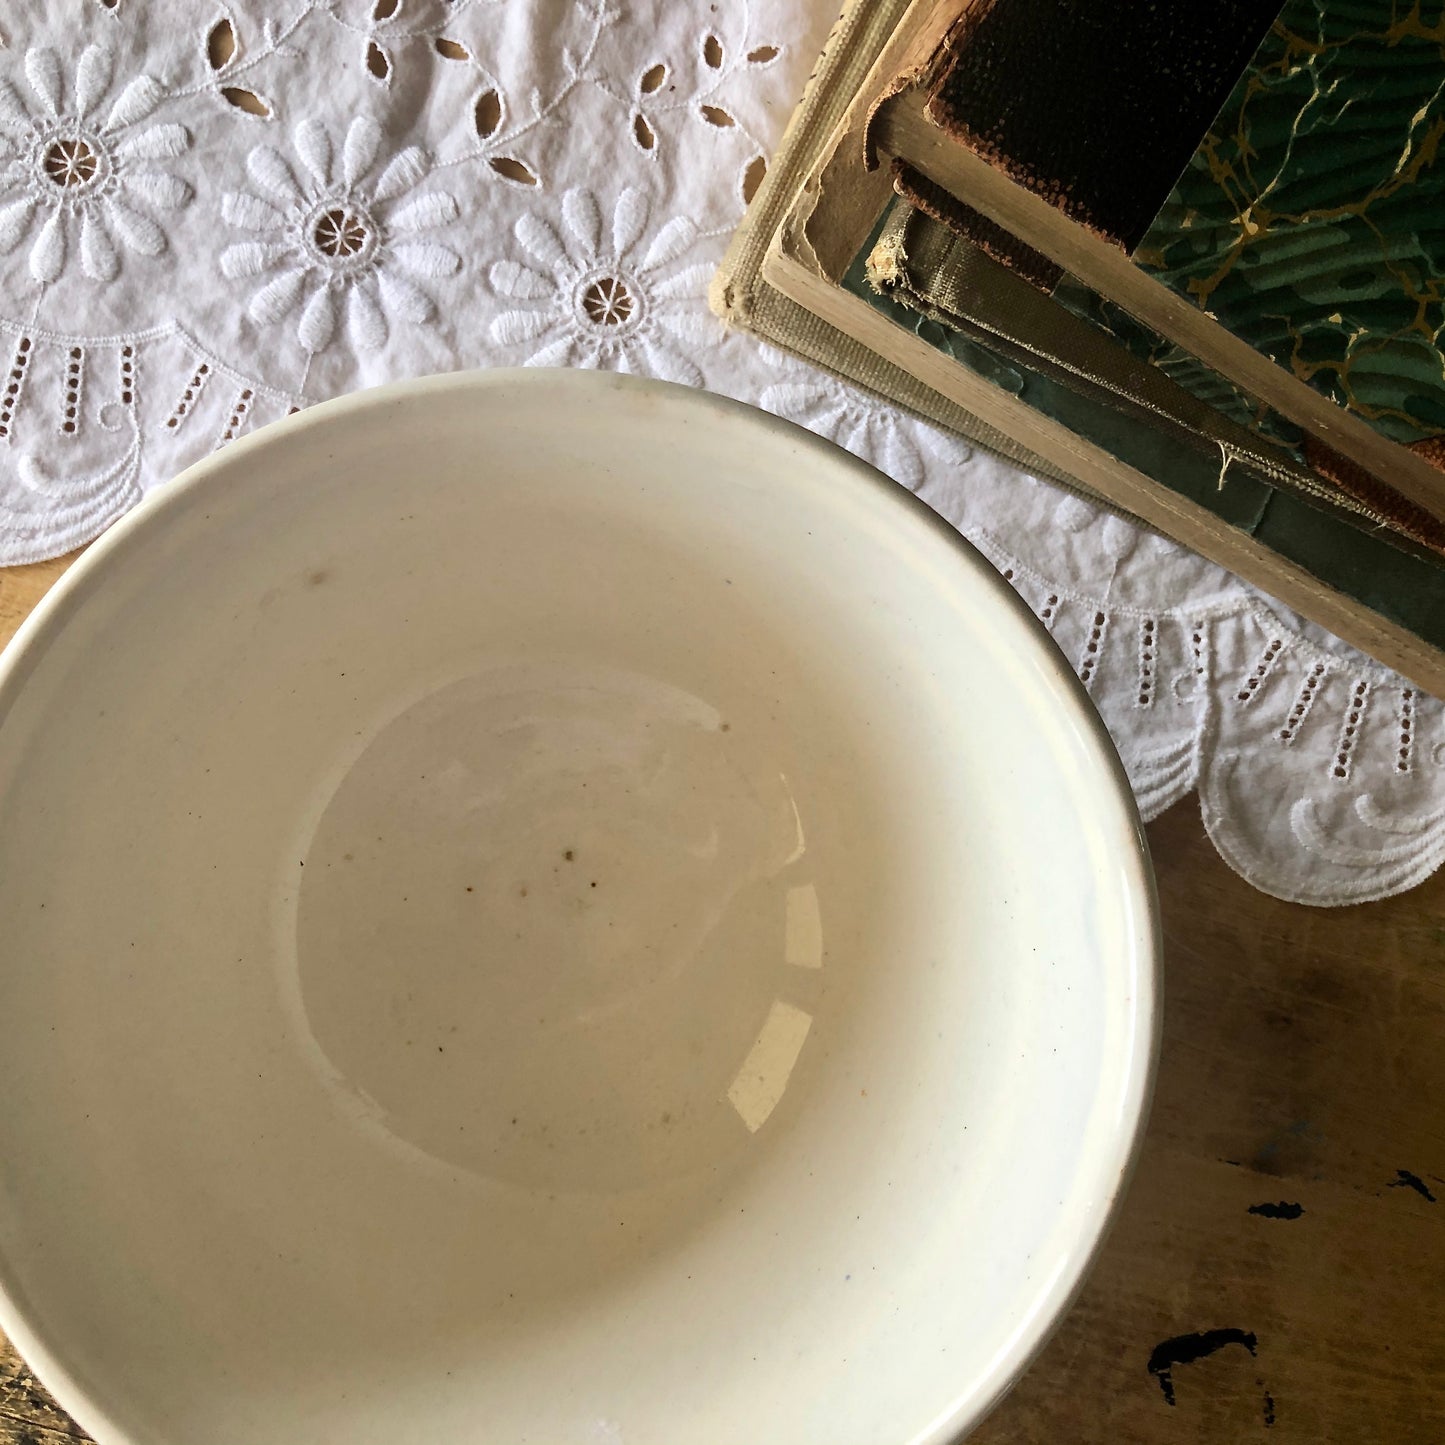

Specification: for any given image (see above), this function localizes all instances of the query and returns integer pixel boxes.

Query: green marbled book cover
[1133,0,1445,449]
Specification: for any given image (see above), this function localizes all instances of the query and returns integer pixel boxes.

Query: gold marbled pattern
[1136,0,1445,446]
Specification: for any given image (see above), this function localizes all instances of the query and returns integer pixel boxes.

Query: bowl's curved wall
[0,371,1157,1445]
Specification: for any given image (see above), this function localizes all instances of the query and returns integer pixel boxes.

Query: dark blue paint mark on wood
[1248,1201,1304,1220]
[1388,1169,1437,1202]
[1148,1328,1257,1406]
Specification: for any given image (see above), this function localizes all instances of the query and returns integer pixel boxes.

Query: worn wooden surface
[0,558,1441,1443]
[0,554,75,651]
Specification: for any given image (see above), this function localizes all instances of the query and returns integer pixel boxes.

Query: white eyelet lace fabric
[2,0,1442,905]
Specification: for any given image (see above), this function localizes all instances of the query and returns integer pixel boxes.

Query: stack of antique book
[713,0,1445,694]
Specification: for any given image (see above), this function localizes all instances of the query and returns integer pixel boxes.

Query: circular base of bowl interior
[0,371,1156,1445]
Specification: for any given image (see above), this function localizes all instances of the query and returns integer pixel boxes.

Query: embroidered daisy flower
[0,45,192,283]
[220,116,461,354]
[487,188,718,386]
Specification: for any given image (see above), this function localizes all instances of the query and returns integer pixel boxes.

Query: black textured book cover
[926,0,1283,249]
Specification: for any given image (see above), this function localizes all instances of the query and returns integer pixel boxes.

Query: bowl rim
[0,367,1161,1445]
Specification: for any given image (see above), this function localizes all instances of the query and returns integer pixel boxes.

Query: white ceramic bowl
[0,371,1157,1445]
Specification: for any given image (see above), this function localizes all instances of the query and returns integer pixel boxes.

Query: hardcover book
[712,0,1445,695]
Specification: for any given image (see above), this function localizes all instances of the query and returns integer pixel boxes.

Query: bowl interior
[0,372,1155,1445]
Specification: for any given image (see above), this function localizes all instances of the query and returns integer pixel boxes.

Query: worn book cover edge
[708,0,1103,500]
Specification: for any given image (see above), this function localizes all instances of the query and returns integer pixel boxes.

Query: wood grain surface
[0,554,76,649]
[0,559,1440,1443]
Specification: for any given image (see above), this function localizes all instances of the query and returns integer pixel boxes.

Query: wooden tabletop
[1,557,1441,1444]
